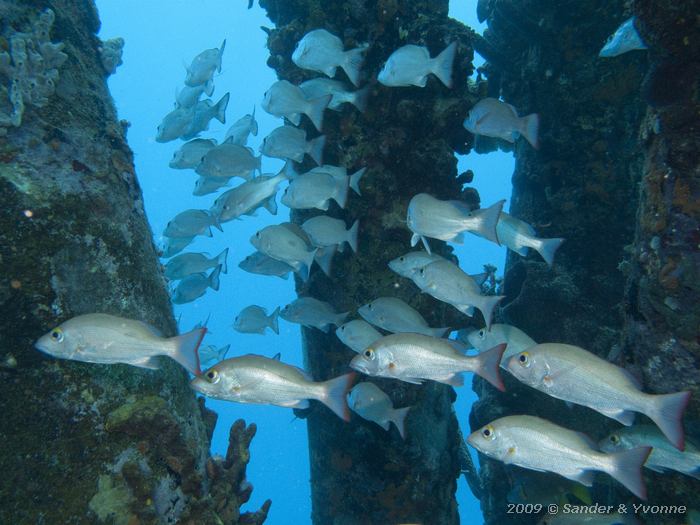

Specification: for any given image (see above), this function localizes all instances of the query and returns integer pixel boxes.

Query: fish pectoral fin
[410,233,420,247]
[131,357,161,370]
[420,236,432,255]
[278,399,310,409]
[599,408,636,426]
[567,469,595,487]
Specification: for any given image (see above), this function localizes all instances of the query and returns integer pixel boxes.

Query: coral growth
[99,37,124,75]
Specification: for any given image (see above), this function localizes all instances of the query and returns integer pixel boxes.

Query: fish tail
[308,135,326,165]
[210,210,224,232]
[334,175,349,209]
[217,39,226,70]
[342,47,366,87]
[469,342,506,391]
[349,167,366,196]
[216,247,229,274]
[335,311,350,327]
[347,220,360,253]
[203,78,215,97]
[606,446,652,500]
[432,41,457,88]
[391,406,411,440]
[269,306,280,335]
[307,94,331,132]
[215,92,230,124]
[303,248,318,281]
[169,326,206,375]
[352,86,370,113]
[533,237,565,267]
[315,246,334,276]
[318,372,356,421]
[521,113,540,149]
[472,199,504,245]
[474,294,505,330]
[264,194,278,215]
[208,265,222,291]
[646,390,691,450]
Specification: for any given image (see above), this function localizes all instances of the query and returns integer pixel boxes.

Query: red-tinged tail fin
[391,406,411,440]
[646,390,691,450]
[471,342,506,391]
[170,327,206,375]
[319,373,356,421]
[607,446,652,500]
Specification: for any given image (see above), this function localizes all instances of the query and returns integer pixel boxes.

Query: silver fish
[238,251,294,280]
[411,259,505,329]
[407,193,504,253]
[181,92,230,140]
[350,332,505,390]
[378,42,456,88]
[348,382,411,439]
[199,343,230,367]
[196,142,261,181]
[497,212,564,267]
[463,98,540,149]
[461,323,536,365]
[169,138,217,169]
[224,108,258,146]
[176,79,214,109]
[358,297,449,338]
[281,172,348,211]
[234,305,280,335]
[336,319,383,353]
[280,297,348,332]
[299,78,370,113]
[193,175,231,196]
[171,265,221,304]
[292,29,366,86]
[211,173,287,223]
[600,424,700,480]
[309,165,365,195]
[302,216,359,252]
[313,245,337,277]
[599,17,647,58]
[163,209,222,239]
[156,106,194,143]
[388,250,445,278]
[261,79,330,131]
[185,39,225,87]
[507,343,691,450]
[468,415,651,499]
[164,248,228,281]
[250,223,317,280]
[161,235,195,258]
[191,354,355,420]
[35,313,204,374]
[260,125,325,165]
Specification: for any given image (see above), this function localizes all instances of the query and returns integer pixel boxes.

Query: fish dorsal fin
[272,352,281,361]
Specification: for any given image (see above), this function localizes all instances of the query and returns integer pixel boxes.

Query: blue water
[97,1,514,522]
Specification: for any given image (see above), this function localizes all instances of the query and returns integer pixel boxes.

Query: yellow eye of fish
[50,328,64,343]
[482,424,496,440]
[206,370,220,383]
[364,348,375,360]
[518,352,530,367]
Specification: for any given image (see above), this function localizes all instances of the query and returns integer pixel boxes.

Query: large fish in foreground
[469,415,652,499]
[507,343,691,450]
[191,354,355,421]
[350,332,505,391]
[35,313,204,374]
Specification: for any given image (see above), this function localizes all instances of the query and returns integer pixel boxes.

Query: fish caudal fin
[473,199,505,246]
[391,406,411,440]
[264,194,278,215]
[534,237,565,267]
[470,342,506,391]
[349,167,365,196]
[432,41,457,88]
[347,220,360,253]
[308,135,326,165]
[269,306,280,335]
[169,327,206,375]
[208,265,222,291]
[303,248,319,281]
[319,372,356,421]
[315,246,335,276]
[475,294,505,330]
[607,446,652,500]
[215,92,230,124]
[334,176,349,209]
[307,94,331,132]
[352,86,370,113]
[216,247,229,274]
[342,47,366,87]
[646,390,691,450]
[521,113,540,149]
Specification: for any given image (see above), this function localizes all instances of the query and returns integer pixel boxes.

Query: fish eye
[255,232,261,238]
[50,328,64,343]
[399,257,405,262]
[419,268,425,275]
[363,348,375,360]
[206,369,220,383]
[517,352,530,367]
[367,303,373,310]
[482,424,495,440]
[609,434,620,445]
[478,329,485,339]
[340,325,345,332]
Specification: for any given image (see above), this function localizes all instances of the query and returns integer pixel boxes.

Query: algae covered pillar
[0,2,268,524]
[259,1,479,523]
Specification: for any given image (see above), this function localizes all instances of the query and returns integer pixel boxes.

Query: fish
[191,354,355,420]
[497,212,564,267]
[599,17,647,58]
[171,265,222,304]
[506,343,691,450]
[224,108,258,146]
[280,297,348,332]
[260,125,326,165]
[193,176,231,196]
[196,142,261,181]
[301,216,359,252]
[347,382,411,439]
[336,319,383,353]
[185,39,226,87]
[292,29,366,86]
[281,171,350,211]
[411,259,505,329]
[233,305,280,335]
[199,343,230,367]
[350,332,506,390]
[469,415,652,499]
[238,251,294,280]
[308,165,365,196]
[538,512,640,525]
[388,250,446,278]
[313,245,337,277]
[176,79,214,109]
[161,235,195,258]
[600,424,700,480]
[507,471,592,507]
[407,193,504,253]
[169,138,217,170]
[156,106,194,143]
[261,79,330,131]
[164,248,228,281]
[463,98,540,149]
[163,209,223,239]
[250,223,318,281]
[35,313,204,374]
[210,173,287,223]
[358,297,449,338]
[181,92,230,140]
[461,323,536,365]
[299,78,370,113]
[378,42,457,88]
